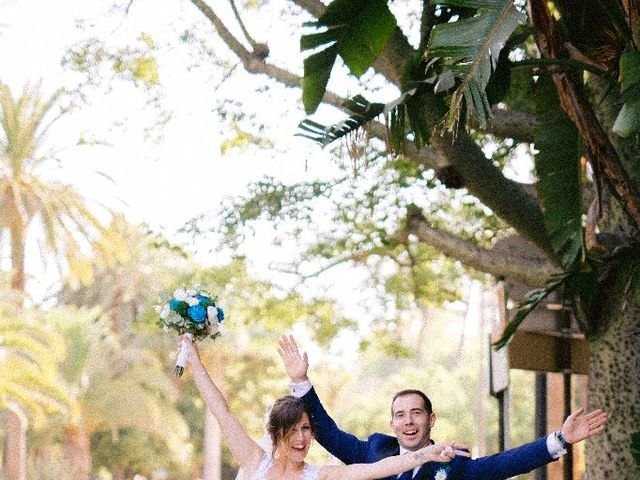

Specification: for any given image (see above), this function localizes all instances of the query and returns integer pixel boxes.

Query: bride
[180,336,469,480]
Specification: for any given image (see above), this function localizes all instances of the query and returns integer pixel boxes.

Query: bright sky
[1,0,349,295]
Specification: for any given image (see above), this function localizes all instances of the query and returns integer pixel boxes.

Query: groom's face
[390,393,436,450]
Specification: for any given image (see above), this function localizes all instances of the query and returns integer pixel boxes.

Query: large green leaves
[613,51,640,138]
[301,0,397,114]
[535,76,583,268]
[427,0,525,130]
[494,76,584,349]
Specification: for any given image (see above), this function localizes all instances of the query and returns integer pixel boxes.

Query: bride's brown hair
[267,395,316,456]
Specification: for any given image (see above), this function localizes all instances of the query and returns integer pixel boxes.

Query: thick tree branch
[405,207,558,287]
[529,0,640,230]
[469,107,539,143]
[429,123,554,256]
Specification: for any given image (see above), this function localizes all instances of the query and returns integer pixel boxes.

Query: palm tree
[0,81,105,480]
[0,294,70,480]
[47,307,190,480]
[0,81,104,296]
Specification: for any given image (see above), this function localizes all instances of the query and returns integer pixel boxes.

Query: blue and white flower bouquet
[156,287,225,376]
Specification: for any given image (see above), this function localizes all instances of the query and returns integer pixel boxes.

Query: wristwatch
[555,430,570,449]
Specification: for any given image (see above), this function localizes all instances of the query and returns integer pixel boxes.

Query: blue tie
[398,470,414,480]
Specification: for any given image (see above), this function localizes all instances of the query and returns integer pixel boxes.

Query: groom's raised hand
[278,334,309,383]
[561,407,608,444]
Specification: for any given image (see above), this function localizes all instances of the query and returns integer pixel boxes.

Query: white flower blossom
[154,305,162,314]
[435,468,448,480]
[207,306,217,321]
[209,322,220,336]
[186,296,199,307]
[167,311,181,324]
[160,305,170,319]
[173,289,188,301]
[186,288,198,296]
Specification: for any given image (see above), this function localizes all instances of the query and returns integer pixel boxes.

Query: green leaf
[427,0,525,130]
[534,76,583,268]
[493,272,569,350]
[613,51,640,138]
[297,94,384,145]
[302,43,339,115]
[300,0,397,114]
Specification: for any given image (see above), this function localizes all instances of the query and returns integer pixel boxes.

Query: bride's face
[277,412,314,462]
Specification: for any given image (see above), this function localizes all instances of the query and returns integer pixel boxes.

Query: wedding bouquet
[156,287,225,376]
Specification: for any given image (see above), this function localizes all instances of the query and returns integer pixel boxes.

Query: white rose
[209,322,220,335]
[186,296,199,307]
[173,289,188,301]
[207,306,217,321]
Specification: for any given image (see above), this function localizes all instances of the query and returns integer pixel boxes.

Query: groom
[278,335,608,480]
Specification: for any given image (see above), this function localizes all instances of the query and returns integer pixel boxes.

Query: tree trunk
[2,403,27,480]
[63,424,91,480]
[586,290,640,478]
[9,226,26,296]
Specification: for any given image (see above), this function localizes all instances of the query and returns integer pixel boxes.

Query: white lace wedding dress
[238,453,322,480]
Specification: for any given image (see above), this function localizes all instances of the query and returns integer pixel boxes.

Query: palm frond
[297,95,384,145]
[427,0,526,131]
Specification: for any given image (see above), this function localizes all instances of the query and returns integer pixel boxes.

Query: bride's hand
[178,334,200,364]
[278,334,309,383]
[420,443,470,463]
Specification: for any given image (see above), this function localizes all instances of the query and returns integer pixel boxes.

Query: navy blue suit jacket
[302,387,557,480]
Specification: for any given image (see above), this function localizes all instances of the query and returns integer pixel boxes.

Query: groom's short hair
[391,389,433,416]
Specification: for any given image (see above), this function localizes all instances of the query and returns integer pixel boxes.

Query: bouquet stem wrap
[174,333,193,377]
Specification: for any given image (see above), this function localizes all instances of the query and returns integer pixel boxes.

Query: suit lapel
[382,444,401,480]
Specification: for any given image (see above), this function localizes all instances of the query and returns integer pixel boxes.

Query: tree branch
[469,107,539,143]
[405,207,558,287]
[429,122,554,256]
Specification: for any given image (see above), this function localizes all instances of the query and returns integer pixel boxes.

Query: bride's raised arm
[319,443,470,480]
[182,336,265,471]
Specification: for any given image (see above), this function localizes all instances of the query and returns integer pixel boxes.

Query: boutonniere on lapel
[434,465,450,480]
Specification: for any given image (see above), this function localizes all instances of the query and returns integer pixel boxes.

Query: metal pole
[560,308,573,480]
[535,372,548,480]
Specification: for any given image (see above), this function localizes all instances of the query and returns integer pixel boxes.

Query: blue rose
[187,305,207,323]
[169,298,182,311]
[197,294,213,307]
[216,307,225,322]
